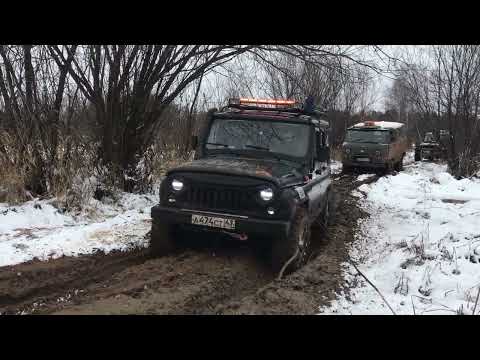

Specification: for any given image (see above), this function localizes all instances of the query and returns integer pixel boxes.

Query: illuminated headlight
[171,179,184,191]
[260,188,274,201]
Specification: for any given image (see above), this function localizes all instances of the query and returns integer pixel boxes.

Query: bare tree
[0,45,81,195]
[395,45,480,177]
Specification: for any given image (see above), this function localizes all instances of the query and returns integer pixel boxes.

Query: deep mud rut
[0,172,379,315]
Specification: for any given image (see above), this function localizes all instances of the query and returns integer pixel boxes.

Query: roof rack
[226,98,326,119]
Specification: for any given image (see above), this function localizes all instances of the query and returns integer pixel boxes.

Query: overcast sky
[193,45,419,112]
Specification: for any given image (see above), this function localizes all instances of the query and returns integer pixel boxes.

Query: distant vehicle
[150,98,334,273]
[414,130,450,161]
[341,121,408,173]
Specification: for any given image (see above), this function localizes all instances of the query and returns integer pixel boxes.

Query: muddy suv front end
[151,169,300,241]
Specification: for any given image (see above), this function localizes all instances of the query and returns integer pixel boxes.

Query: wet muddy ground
[0,173,378,315]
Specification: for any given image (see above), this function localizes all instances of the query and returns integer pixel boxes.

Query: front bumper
[151,205,290,239]
[342,159,387,169]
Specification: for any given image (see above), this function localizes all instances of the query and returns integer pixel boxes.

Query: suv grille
[178,185,257,212]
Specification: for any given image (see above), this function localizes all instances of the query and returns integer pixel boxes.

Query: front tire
[394,155,404,172]
[414,149,421,162]
[271,208,311,275]
[313,188,335,231]
[342,164,353,174]
[150,221,177,257]
[383,162,393,175]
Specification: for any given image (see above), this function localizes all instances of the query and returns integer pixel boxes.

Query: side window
[314,129,330,167]
[316,129,328,148]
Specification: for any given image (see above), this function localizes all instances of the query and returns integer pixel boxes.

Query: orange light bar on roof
[238,98,296,106]
[364,121,377,127]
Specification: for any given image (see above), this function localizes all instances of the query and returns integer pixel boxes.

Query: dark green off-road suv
[150,98,334,273]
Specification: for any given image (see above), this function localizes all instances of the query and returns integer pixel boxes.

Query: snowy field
[0,193,157,267]
[2,156,480,315]
[322,159,480,315]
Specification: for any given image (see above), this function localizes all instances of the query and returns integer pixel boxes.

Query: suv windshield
[206,118,310,158]
[345,129,390,144]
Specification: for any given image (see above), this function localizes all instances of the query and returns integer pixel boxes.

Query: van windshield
[345,130,390,144]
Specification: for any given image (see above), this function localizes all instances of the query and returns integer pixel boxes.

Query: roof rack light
[364,121,377,127]
[229,98,297,108]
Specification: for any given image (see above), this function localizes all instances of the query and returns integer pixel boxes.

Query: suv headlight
[260,188,274,201]
[171,179,184,191]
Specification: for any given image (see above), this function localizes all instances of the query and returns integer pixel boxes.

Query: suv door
[306,129,331,220]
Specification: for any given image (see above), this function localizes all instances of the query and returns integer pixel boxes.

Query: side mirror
[191,135,198,150]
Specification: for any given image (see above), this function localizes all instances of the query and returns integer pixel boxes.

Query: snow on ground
[322,160,480,315]
[356,174,376,182]
[331,160,342,175]
[0,192,157,268]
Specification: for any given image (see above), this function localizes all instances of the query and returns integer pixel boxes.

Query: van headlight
[260,188,274,201]
[171,179,184,191]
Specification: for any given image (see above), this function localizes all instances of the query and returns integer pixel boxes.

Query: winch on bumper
[151,205,291,239]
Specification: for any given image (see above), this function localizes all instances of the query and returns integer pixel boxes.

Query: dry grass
[150,144,193,181]
[0,130,98,207]
[0,131,34,204]
[1,129,191,208]
[331,146,343,162]
[0,163,32,204]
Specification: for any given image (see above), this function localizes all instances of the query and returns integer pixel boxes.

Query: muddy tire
[394,155,404,172]
[342,164,353,174]
[382,162,392,175]
[150,221,177,257]
[312,188,335,231]
[271,207,311,275]
[414,149,421,162]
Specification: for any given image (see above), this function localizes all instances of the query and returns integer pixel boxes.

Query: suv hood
[168,156,305,187]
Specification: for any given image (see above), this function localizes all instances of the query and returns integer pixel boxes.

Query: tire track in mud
[0,171,381,315]
[216,172,380,314]
[0,249,150,314]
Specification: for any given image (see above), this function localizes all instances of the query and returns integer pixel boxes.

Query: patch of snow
[0,201,75,234]
[352,121,404,129]
[357,174,376,182]
[322,161,480,315]
[0,192,158,268]
[330,161,342,175]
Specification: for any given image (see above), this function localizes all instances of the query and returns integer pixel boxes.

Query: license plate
[356,157,370,162]
[191,214,235,230]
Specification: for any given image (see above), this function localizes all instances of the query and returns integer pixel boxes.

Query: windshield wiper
[206,142,230,147]
[244,144,290,163]
[244,144,270,151]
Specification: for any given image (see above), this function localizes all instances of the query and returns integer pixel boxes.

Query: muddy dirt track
[0,173,378,315]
